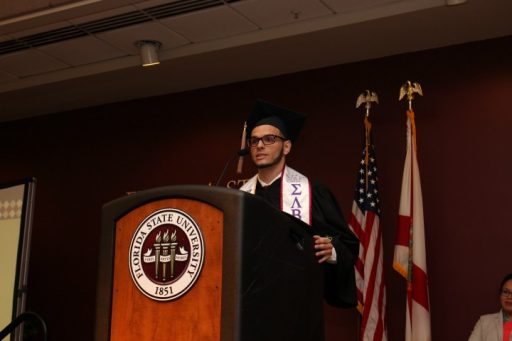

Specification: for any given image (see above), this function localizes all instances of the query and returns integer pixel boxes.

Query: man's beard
[255,147,284,169]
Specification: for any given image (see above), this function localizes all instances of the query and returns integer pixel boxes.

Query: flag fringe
[392,261,408,279]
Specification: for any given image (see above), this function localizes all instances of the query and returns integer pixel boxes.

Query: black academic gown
[255,177,359,308]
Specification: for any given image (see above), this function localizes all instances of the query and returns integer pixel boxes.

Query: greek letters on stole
[239,166,312,225]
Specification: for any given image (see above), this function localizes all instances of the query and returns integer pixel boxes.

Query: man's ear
[283,140,292,156]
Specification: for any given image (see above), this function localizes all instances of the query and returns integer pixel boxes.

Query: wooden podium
[95,185,323,341]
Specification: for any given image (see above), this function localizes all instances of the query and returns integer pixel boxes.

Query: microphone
[215,149,249,187]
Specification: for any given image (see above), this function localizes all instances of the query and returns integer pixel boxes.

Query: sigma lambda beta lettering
[281,167,311,226]
[128,208,205,302]
[290,183,303,220]
[240,166,312,225]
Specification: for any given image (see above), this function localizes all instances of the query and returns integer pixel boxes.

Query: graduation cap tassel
[236,121,247,174]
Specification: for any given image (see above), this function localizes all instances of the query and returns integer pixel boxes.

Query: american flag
[393,110,431,341]
[348,120,387,341]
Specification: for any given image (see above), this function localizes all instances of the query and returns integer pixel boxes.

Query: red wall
[1,35,511,340]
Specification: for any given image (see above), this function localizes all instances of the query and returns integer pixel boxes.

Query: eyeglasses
[247,134,286,147]
[502,289,512,298]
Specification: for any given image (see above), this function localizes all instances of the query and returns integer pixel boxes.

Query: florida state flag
[393,110,431,341]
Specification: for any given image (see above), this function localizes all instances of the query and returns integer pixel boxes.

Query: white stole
[239,166,312,225]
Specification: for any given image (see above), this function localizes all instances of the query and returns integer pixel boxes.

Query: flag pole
[395,80,431,341]
[354,90,386,341]
[399,81,422,325]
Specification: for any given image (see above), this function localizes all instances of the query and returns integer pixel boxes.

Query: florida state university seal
[128,208,205,301]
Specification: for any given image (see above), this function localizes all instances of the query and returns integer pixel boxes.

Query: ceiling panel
[133,0,184,9]
[37,35,127,66]
[97,21,190,55]
[323,0,403,13]
[7,20,71,39]
[0,49,69,77]
[0,0,49,21]
[231,0,333,28]
[159,6,258,43]
[67,5,140,25]
[0,69,17,83]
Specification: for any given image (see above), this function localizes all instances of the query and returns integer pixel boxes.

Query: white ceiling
[0,0,510,122]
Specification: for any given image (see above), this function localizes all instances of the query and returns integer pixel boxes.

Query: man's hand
[313,235,333,263]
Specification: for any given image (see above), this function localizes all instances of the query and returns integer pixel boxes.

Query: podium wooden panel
[95,185,323,341]
[110,198,223,340]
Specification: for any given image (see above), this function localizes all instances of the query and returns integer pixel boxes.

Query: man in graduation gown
[239,99,359,308]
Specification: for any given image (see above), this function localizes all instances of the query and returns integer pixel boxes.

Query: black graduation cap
[245,99,306,142]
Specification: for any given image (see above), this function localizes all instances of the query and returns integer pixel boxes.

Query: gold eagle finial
[356,90,379,116]
[399,81,423,110]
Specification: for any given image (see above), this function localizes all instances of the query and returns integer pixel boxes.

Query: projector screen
[0,179,35,340]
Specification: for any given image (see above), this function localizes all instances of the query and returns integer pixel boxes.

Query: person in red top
[469,273,512,341]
